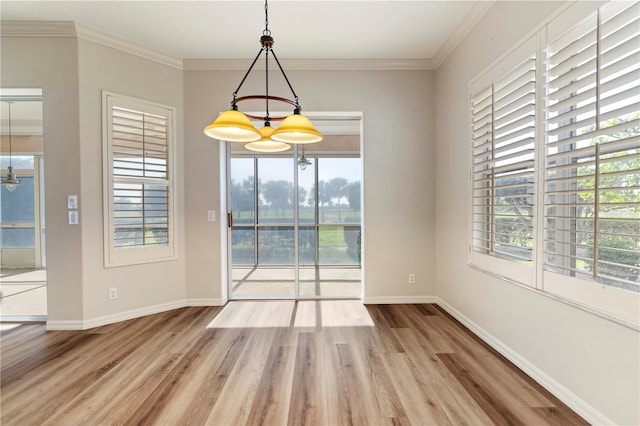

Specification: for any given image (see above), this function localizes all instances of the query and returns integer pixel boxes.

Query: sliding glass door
[230,156,296,298]
[297,156,361,297]
[228,132,362,300]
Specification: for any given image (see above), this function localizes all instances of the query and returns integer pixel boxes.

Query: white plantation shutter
[471,55,537,264]
[469,0,639,323]
[544,1,640,291]
[103,93,176,267]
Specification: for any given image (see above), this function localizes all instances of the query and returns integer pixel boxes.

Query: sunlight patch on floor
[207,299,374,329]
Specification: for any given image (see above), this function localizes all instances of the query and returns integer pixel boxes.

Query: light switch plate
[68,195,78,209]
[208,210,216,222]
[68,210,79,225]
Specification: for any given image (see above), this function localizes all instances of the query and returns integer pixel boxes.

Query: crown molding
[0,20,76,37]
[432,0,496,69]
[74,24,183,70]
[183,58,434,72]
[2,6,492,73]
[1,21,183,70]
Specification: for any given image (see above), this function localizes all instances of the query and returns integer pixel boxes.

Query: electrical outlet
[108,288,118,300]
[409,273,416,284]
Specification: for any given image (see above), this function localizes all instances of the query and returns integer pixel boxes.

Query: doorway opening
[227,114,362,300]
[0,89,46,321]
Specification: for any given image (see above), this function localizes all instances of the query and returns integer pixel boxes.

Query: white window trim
[468,0,639,328]
[469,33,539,288]
[102,91,177,267]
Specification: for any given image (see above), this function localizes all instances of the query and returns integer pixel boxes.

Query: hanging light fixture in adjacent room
[2,101,20,192]
[203,0,323,151]
[298,146,312,170]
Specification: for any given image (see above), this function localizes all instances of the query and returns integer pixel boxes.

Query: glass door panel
[297,158,315,224]
[317,157,361,225]
[298,156,362,298]
[258,226,294,265]
[231,228,254,265]
[230,156,296,299]
[230,157,254,224]
[298,226,316,266]
[228,123,363,301]
[257,158,294,224]
[318,225,361,266]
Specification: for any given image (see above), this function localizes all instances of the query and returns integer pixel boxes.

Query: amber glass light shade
[204,110,261,142]
[270,113,323,144]
[245,125,291,152]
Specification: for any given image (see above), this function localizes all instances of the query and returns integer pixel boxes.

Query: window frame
[102,91,177,267]
[468,34,540,287]
[468,0,639,327]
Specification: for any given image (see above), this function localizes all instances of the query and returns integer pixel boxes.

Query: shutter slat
[600,14,640,54]
[546,21,597,67]
[547,58,597,91]
[546,115,596,137]
[495,114,535,137]
[546,73,596,102]
[546,44,597,78]
[494,101,535,129]
[547,101,597,125]
[494,83,535,114]
[546,87,597,113]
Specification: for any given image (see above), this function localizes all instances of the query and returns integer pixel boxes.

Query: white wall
[76,39,186,320]
[4,31,438,321]
[435,1,639,424]
[184,69,436,303]
[1,35,84,321]
[1,33,187,325]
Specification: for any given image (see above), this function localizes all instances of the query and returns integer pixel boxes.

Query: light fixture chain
[232,47,265,104]
[6,101,12,167]
[265,48,270,122]
[264,0,270,36]
[270,50,300,110]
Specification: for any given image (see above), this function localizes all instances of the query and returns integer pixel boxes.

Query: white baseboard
[363,296,438,304]
[46,298,229,331]
[435,297,614,426]
[45,320,85,330]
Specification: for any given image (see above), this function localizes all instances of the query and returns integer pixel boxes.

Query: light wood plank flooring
[0,301,587,425]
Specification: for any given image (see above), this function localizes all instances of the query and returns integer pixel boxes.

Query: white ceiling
[1,1,489,63]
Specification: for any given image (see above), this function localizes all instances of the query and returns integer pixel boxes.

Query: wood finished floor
[0,301,587,426]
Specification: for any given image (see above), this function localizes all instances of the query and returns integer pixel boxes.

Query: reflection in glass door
[228,133,362,300]
[1,92,47,320]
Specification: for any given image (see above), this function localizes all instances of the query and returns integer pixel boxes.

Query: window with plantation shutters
[469,0,639,324]
[471,53,536,282]
[103,93,176,267]
[544,0,639,293]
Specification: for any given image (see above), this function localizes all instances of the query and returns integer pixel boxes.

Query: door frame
[224,112,364,300]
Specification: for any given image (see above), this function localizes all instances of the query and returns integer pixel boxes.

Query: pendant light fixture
[2,101,20,192]
[298,146,312,170]
[245,124,290,152]
[203,0,323,150]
